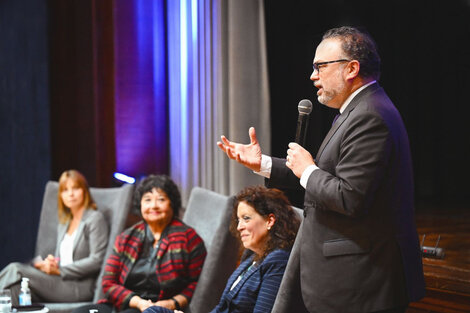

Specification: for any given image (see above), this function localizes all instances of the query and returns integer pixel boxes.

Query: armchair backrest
[35,181,60,258]
[182,187,233,251]
[292,206,304,222]
[182,187,240,313]
[89,184,134,301]
[271,206,305,313]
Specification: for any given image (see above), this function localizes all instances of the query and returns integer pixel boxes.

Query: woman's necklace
[230,261,256,291]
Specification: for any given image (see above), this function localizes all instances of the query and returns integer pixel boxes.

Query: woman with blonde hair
[0,169,109,305]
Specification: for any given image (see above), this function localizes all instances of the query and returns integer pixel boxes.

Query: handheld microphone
[295,99,313,146]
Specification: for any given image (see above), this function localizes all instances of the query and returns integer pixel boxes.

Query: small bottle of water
[19,277,32,306]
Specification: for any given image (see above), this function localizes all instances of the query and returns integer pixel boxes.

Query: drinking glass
[0,290,11,313]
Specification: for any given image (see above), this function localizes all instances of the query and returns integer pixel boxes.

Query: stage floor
[408,207,470,313]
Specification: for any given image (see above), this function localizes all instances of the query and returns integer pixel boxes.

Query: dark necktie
[332,113,341,125]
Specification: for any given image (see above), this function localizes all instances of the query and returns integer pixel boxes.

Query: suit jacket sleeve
[268,157,300,189]
[60,210,109,279]
[266,157,306,208]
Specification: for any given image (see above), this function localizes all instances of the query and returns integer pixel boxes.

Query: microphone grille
[298,99,313,115]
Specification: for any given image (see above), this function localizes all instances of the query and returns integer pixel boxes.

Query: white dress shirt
[59,230,77,266]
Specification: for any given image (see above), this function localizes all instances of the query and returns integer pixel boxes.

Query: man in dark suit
[217,26,425,313]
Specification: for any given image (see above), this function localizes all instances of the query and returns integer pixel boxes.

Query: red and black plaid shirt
[99,219,206,310]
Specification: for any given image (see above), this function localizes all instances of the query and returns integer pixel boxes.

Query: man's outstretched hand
[217,127,262,172]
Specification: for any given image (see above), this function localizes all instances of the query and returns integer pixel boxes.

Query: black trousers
[371,305,407,313]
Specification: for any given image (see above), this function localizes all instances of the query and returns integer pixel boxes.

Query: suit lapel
[72,209,91,253]
[316,113,346,161]
[55,222,68,256]
[315,83,380,161]
[225,257,257,301]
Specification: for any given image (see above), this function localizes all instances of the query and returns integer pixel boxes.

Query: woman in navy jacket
[145,185,300,313]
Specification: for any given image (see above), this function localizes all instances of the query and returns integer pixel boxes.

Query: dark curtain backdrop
[49,0,116,187]
[264,0,470,209]
[0,0,168,269]
[0,0,50,268]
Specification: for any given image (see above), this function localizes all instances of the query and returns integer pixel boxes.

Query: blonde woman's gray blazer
[55,209,109,279]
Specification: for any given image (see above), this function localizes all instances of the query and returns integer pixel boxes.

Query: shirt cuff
[300,164,318,189]
[254,154,272,178]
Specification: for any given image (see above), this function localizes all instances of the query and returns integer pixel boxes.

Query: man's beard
[317,74,346,106]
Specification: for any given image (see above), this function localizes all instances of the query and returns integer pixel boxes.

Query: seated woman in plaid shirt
[72,174,206,313]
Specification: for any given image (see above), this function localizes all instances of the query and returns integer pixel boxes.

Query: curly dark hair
[323,26,381,80]
[133,174,182,218]
[230,186,301,262]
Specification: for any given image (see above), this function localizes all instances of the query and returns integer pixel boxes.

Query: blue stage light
[113,172,136,184]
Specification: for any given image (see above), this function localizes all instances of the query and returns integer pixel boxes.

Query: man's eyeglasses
[312,59,350,73]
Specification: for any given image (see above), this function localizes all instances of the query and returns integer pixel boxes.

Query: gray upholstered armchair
[34,181,134,313]
[182,187,240,313]
[271,206,304,313]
